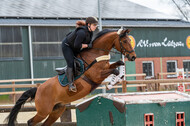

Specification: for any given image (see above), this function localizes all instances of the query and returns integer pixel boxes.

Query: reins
[79,30,134,71]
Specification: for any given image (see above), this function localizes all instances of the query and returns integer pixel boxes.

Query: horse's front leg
[101,69,119,78]
[109,60,124,69]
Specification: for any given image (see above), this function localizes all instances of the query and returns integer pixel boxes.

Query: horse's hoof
[117,61,124,66]
[113,69,119,76]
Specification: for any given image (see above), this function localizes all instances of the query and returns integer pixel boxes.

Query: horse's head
[114,29,136,61]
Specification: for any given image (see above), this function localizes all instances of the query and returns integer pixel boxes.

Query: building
[76,91,190,126]
[0,0,190,83]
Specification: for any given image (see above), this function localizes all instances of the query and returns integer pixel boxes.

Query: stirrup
[69,84,77,92]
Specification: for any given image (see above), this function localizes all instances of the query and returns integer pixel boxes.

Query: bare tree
[172,0,190,21]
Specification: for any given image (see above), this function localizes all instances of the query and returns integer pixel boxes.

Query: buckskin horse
[6,28,136,126]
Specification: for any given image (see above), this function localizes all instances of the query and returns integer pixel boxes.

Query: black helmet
[86,16,98,24]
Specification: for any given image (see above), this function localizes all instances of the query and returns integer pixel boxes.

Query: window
[0,26,22,59]
[144,113,154,126]
[32,26,74,58]
[176,112,185,126]
[143,61,154,78]
[183,60,190,71]
[167,60,177,77]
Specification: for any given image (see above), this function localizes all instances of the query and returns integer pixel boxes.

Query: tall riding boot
[67,67,77,92]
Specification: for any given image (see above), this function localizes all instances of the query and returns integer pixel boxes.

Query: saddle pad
[58,58,84,87]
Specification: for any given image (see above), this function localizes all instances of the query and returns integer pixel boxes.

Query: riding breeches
[62,39,75,68]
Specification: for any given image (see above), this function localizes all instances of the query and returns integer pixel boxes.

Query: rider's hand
[82,44,88,49]
[88,43,93,48]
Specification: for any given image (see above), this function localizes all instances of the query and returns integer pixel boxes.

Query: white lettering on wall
[137,37,184,48]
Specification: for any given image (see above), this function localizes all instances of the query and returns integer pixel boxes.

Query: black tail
[5,87,37,126]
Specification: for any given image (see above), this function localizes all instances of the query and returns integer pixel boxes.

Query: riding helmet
[86,16,98,24]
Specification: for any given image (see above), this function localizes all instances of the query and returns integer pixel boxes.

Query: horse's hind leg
[27,104,53,126]
[27,112,48,126]
[42,103,66,126]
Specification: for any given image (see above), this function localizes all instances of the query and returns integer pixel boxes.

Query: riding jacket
[65,26,93,53]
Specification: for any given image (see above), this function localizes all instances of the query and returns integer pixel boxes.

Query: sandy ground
[0,110,76,124]
[0,102,78,124]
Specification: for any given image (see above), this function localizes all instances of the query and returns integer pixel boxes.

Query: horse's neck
[92,32,117,55]
[93,32,117,51]
[79,32,117,64]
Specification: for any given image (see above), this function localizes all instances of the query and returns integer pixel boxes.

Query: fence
[1,74,190,124]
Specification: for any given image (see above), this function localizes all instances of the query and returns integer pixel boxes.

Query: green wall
[77,96,126,126]
[0,27,30,80]
[76,97,190,126]
[125,61,136,91]
[1,26,190,88]
[33,59,66,78]
[130,27,190,57]
[126,101,190,126]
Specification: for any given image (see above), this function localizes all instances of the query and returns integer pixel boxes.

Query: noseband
[119,36,134,58]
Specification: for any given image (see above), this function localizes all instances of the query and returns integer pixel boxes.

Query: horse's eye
[123,40,127,43]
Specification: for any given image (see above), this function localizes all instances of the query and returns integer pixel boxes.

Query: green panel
[125,101,190,126]
[21,26,31,79]
[125,61,136,91]
[0,26,31,91]
[0,60,27,80]
[33,59,66,78]
[76,97,126,126]
[0,26,30,80]
[130,27,190,57]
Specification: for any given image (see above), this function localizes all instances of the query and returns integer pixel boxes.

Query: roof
[76,91,190,106]
[0,0,180,20]
[1,18,190,28]
[1,0,190,27]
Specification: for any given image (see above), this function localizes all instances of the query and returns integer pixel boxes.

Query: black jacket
[65,26,93,53]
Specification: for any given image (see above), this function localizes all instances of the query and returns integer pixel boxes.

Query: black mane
[92,29,116,42]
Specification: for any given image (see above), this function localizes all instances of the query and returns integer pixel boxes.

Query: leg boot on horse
[67,67,77,92]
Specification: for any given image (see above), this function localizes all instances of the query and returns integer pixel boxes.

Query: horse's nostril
[131,56,136,61]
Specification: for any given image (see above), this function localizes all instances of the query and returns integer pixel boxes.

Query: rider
[62,16,98,92]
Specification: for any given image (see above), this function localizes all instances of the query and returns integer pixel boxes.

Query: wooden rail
[120,78,190,93]
[158,72,190,76]
[0,78,49,83]
[0,74,146,97]
[0,122,77,126]
[0,104,76,113]
[125,78,190,84]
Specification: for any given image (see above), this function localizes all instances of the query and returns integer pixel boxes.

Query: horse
[6,28,136,126]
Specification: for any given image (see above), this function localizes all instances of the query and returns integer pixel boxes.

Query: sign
[186,36,190,49]
[136,37,184,48]
[129,27,190,57]
[178,85,184,92]
[129,35,136,49]
[177,76,183,79]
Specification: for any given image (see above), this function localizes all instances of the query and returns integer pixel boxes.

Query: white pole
[98,0,102,31]
[122,54,126,81]
[28,26,34,84]
[98,0,105,93]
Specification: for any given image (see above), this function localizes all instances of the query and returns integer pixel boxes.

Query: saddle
[55,57,85,86]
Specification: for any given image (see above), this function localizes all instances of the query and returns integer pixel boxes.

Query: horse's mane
[92,29,116,42]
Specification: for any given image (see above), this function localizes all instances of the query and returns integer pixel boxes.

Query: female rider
[62,16,98,92]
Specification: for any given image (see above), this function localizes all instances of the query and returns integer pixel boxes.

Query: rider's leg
[67,67,77,92]
[62,41,77,92]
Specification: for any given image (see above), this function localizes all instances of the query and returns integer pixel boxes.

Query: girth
[81,75,100,92]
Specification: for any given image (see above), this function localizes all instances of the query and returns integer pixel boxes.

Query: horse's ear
[123,29,130,33]
[117,28,123,35]
[126,29,131,33]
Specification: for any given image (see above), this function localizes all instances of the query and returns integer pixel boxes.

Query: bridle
[119,35,134,59]
[92,33,134,56]
[80,31,135,65]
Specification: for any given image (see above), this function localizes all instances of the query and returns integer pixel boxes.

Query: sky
[127,0,190,21]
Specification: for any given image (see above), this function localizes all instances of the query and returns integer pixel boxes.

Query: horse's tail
[5,87,37,126]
